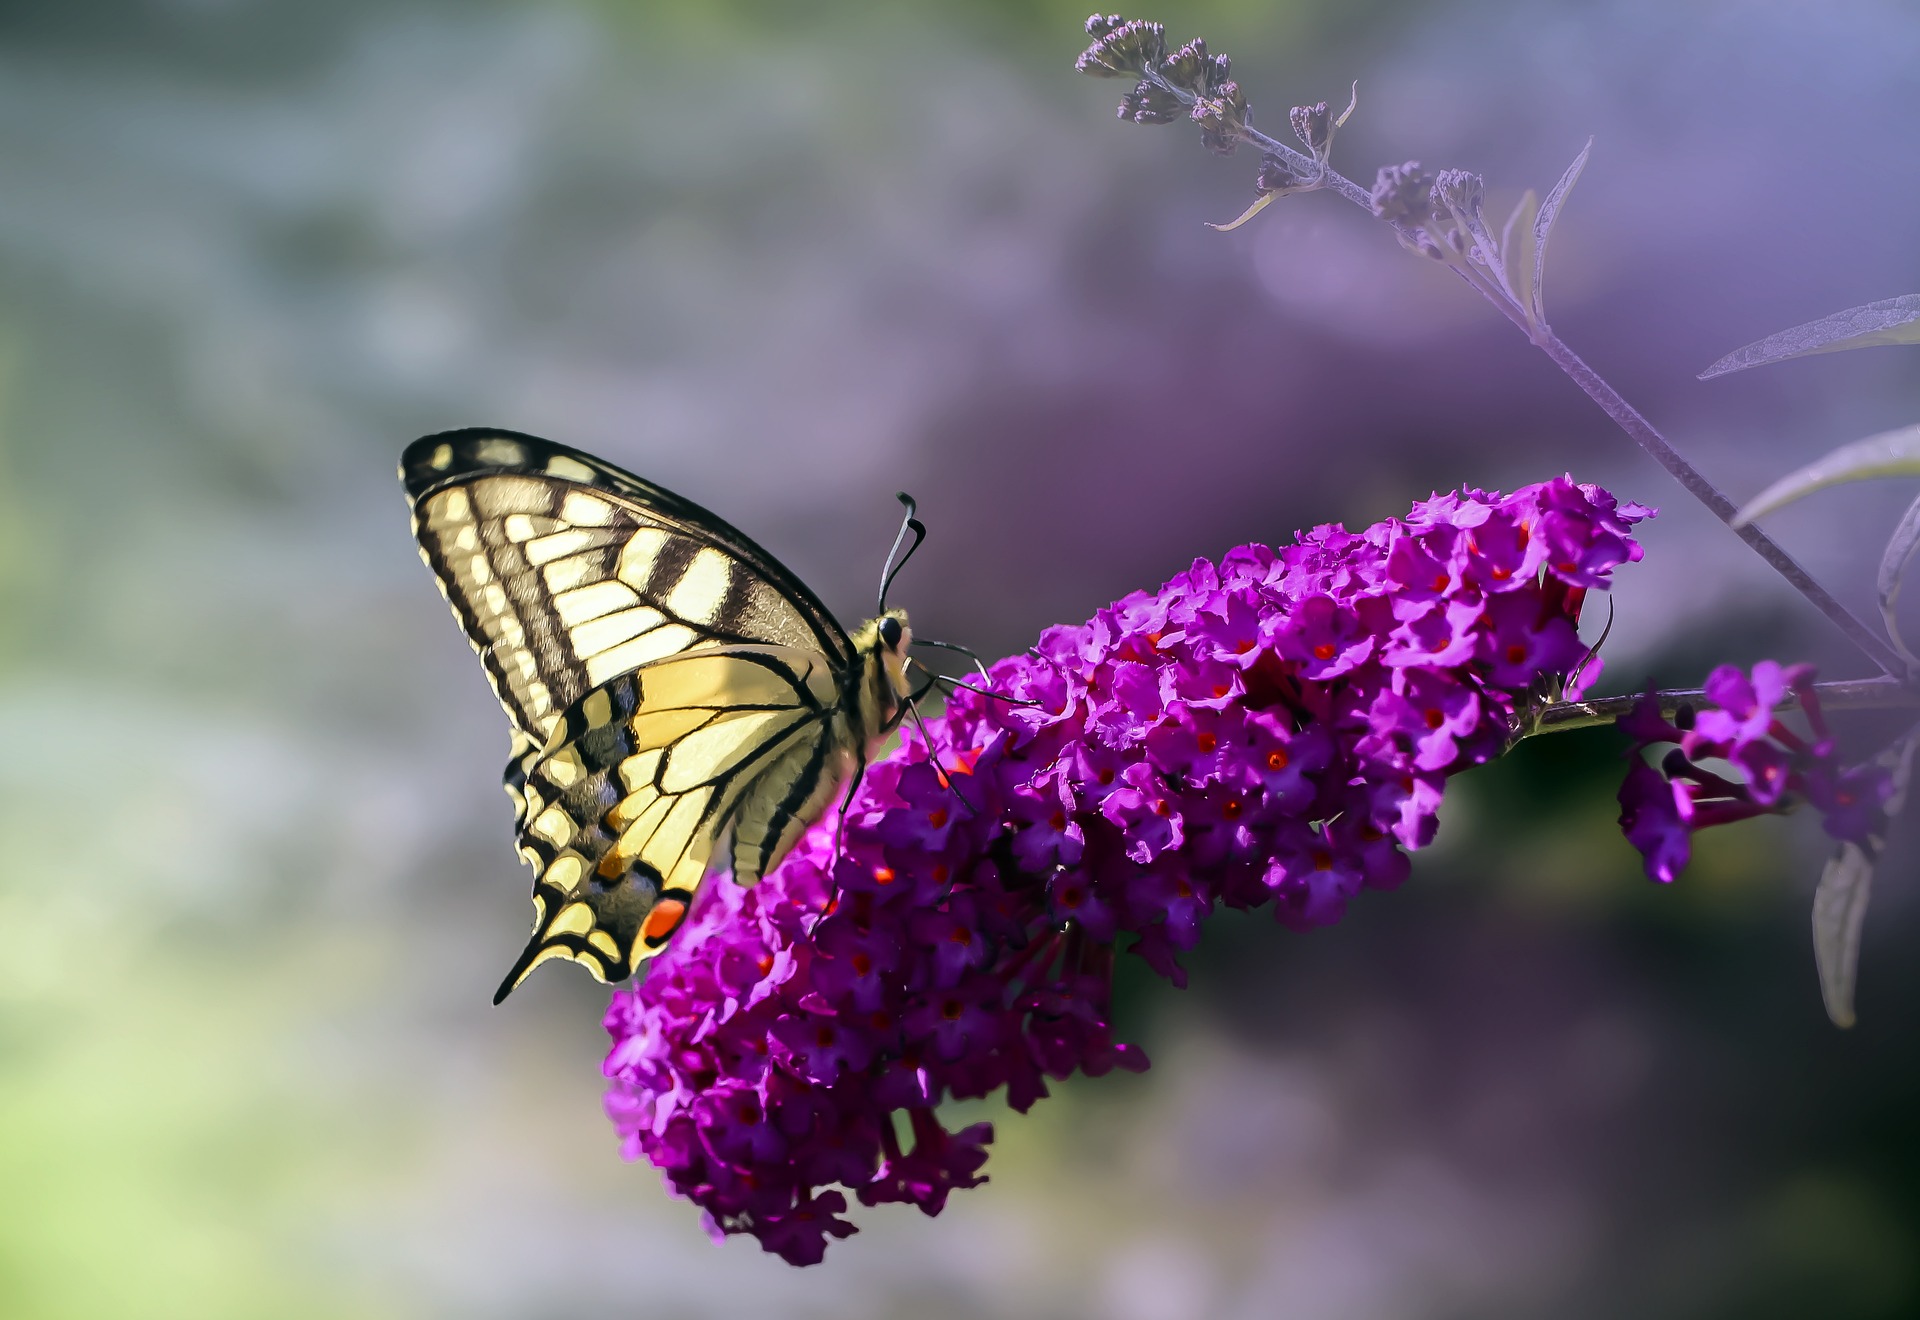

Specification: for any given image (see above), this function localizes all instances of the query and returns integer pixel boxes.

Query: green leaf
[1812,842,1873,1029]
[1876,489,1920,668]
[1699,294,1920,379]
[1731,423,1920,526]
[1530,137,1591,326]
[1811,728,1920,1028]
[1205,190,1279,232]
[1501,188,1538,326]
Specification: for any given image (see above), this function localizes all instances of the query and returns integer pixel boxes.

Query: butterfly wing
[401,428,860,1000]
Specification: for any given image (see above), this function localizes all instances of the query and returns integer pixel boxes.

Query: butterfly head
[865,608,915,704]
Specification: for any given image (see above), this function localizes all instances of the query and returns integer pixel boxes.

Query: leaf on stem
[1502,188,1538,327]
[1530,137,1592,327]
[1206,190,1280,231]
[1876,490,1920,668]
[1812,842,1873,1029]
[1699,294,1920,380]
[1333,80,1359,131]
[1731,423,1920,525]
[1811,725,1920,1028]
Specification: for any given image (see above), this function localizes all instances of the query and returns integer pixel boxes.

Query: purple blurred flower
[604,476,1647,1264]
[1615,662,1895,882]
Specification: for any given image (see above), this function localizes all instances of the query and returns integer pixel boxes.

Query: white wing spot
[547,902,595,937]
[428,443,453,470]
[665,547,735,626]
[570,606,667,658]
[542,554,597,593]
[531,804,575,848]
[431,488,471,523]
[544,853,584,892]
[547,455,596,482]
[475,437,526,466]
[555,580,638,626]
[616,527,672,588]
[562,492,616,527]
[526,529,595,566]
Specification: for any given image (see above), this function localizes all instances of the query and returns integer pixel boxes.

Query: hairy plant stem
[1136,67,1910,683]
[1518,676,1920,741]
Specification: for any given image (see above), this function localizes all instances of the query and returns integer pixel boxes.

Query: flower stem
[1520,676,1920,739]
[1133,66,1910,682]
[1533,334,1910,682]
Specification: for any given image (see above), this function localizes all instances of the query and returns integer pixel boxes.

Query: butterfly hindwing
[492,646,851,1001]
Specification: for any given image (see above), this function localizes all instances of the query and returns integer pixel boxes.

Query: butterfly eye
[878,616,904,651]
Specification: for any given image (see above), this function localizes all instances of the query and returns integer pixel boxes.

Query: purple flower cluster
[1616,662,1895,883]
[603,477,1648,1264]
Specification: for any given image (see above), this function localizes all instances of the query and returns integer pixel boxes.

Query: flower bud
[1432,168,1484,216]
[1120,78,1182,125]
[1190,80,1248,155]
[1256,153,1302,193]
[1075,17,1166,77]
[1370,160,1435,224]
[1290,101,1331,154]
[1162,38,1229,95]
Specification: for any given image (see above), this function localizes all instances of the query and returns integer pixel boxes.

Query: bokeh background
[6,1,1920,1316]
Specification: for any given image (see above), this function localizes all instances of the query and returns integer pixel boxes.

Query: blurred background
[5,0,1920,1316]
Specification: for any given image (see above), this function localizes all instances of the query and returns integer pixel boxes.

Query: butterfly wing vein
[401,429,864,1001]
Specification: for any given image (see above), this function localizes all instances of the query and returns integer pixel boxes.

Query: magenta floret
[603,476,1649,1263]
[1615,660,1897,883]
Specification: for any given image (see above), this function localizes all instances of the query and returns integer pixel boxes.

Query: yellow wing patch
[401,429,904,1003]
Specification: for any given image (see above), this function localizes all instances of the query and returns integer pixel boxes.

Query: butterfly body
[400,429,914,1002]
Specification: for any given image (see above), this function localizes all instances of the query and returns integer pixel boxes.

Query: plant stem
[1534,335,1909,681]
[1521,676,1920,738]
[1134,66,1910,682]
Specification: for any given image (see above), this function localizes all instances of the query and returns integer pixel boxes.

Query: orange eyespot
[1312,643,1337,661]
[641,898,688,946]
[1267,749,1290,771]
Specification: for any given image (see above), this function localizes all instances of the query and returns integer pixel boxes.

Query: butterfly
[401,428,926,1003]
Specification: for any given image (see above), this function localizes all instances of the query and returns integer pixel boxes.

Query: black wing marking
[491,644,852,1002]
[401,427,854,742]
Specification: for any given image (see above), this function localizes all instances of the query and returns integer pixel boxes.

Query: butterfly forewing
[401,429,867,1001]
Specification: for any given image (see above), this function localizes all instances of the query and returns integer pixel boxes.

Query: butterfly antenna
[877,492,926,614]
[913,636,993,684]
[908,645,1041,707]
